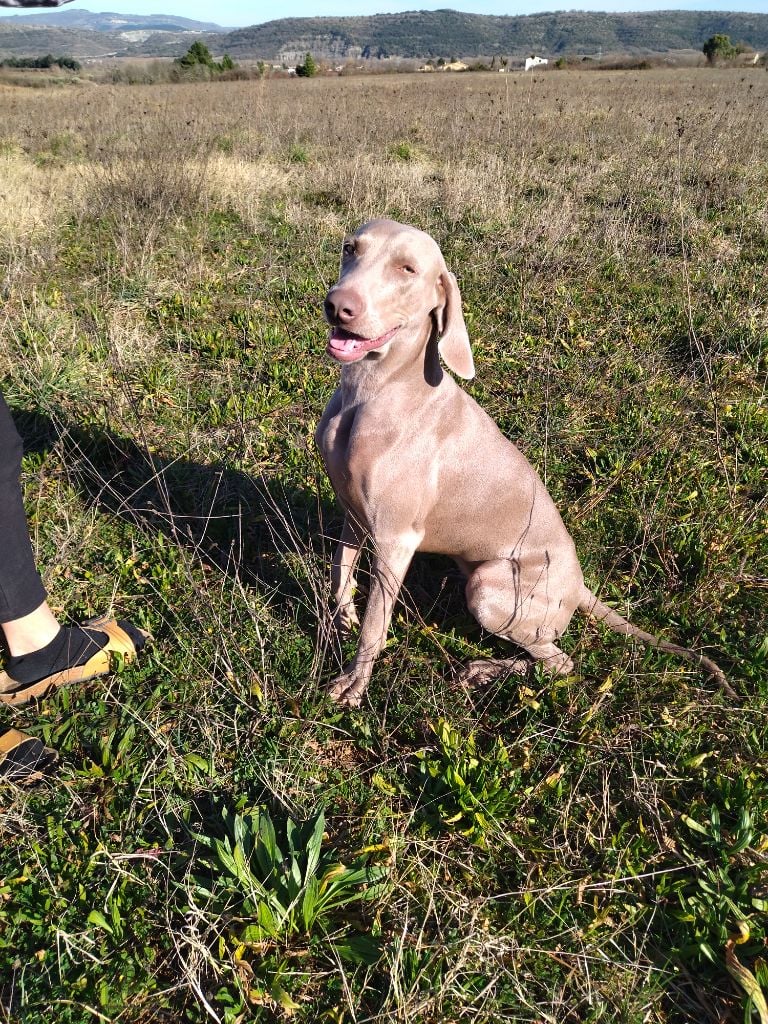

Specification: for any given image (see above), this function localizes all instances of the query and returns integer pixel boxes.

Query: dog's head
[323,219,474,379]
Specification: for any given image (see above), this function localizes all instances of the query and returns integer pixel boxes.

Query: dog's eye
[402,264,416,275]
[342,242,356,258]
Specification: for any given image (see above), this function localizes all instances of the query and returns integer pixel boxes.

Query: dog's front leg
[331,515,365,638]
[328,536,419,708]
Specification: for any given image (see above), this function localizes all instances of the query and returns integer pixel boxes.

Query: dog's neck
[339,318,442,411]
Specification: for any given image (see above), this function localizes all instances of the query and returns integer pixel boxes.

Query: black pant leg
[0,390,47,622]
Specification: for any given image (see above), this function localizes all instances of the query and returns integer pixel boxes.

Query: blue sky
[0,1,766,27]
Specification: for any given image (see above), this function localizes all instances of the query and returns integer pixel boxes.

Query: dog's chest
[318,405,361,507]
[318,403,403,518]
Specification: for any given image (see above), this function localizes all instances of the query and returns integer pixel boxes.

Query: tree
[703,34,737,64]
[295,53,317,78]
[175,42,237,76]
[176,40,215,69]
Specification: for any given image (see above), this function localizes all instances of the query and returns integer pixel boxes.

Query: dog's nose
[325,287,362,325]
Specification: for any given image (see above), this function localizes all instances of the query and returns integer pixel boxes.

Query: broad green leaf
[270,982,300,1014]
[184,753,210,773]
[681,814,709,836]
[332,932,382,965]
[88,909,114,935]
[304,812,325,884]
[302,877,320,932]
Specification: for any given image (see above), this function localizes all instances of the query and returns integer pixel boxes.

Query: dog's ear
[435,271,475,380]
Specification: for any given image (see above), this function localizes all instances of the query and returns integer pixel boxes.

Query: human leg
[0,390,146,709]
[0,390,48,624]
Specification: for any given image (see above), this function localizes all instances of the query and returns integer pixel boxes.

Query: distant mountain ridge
[0,9,766,61]
[0,9,229,58]
[219,10,768,61]
[0,9,228,32]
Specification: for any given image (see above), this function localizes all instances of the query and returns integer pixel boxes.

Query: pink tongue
[330,334,362,354]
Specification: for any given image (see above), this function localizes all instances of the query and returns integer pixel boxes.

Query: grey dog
[316,219,731,707]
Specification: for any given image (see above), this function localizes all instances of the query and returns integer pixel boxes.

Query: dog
[315,219,732,707]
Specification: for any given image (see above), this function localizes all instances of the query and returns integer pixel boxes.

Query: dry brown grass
[1,69,765,304]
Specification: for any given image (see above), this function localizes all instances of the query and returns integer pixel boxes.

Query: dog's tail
[578,588,736,699]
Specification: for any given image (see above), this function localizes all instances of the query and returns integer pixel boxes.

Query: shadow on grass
[12,402,331,602]
[26,404,310,551]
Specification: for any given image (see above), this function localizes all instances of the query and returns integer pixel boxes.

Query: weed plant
[0,68,766,1022]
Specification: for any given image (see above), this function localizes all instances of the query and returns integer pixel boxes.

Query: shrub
[174,41,237,76]
[0,54,80,71]
[703,33,737,63]
[390,140,415,161]
[295,53,318,78]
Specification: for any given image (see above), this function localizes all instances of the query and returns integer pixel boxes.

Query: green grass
[0,68,766,1023]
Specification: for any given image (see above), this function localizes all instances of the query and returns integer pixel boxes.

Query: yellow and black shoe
[0,617,148,707]
[0,729,58,785]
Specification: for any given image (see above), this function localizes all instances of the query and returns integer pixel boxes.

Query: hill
[0,9,228,58]
[219,10,768,60]
[0,9,228,33]
[0,9,766,62]
[0,22,127,57]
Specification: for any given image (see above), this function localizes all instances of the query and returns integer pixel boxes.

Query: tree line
[0,53,80,70]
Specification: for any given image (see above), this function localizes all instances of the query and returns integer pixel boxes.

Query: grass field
[0,67,766,1023]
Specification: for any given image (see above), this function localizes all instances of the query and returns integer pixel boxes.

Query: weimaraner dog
[316,219,732,707]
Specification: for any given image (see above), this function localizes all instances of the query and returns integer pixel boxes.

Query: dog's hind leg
[460,558,578,685]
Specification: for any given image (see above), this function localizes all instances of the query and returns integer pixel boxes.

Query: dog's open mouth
[327,325,400,362]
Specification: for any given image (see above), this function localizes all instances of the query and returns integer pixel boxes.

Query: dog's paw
[457,656,530,689]
[327,669,368,708]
